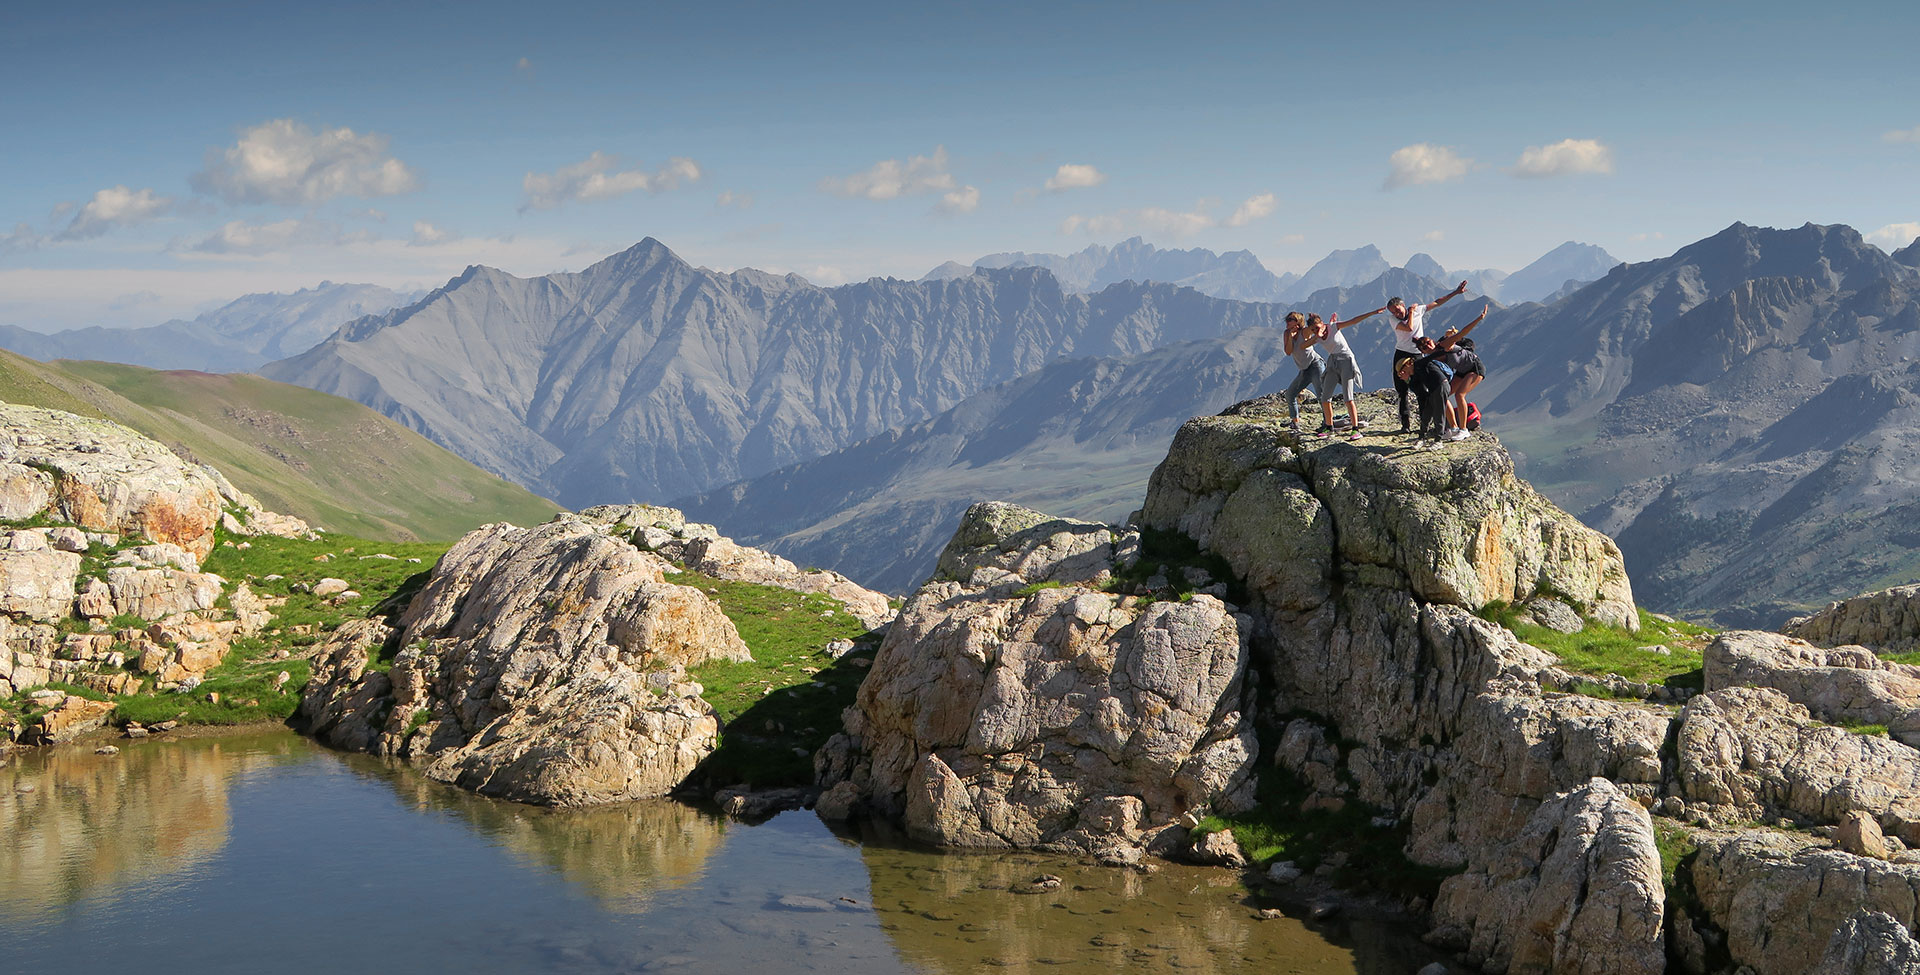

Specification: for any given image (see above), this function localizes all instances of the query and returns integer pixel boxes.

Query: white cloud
[1280,234,1306,245]
[516,56,532,71]
[186,218,340,255]
[193,119,420,206]
[1512,138,1615,178]
[939,185,981,213]
[1884,126,1920,145]
[1867,222,1920,250]
[1044,164,1107,192]
[1422,230,1446,242]
[716,190,754,209]
[1629,231,1666,243]
[520,151,702,211]
[1062,193,1274,239]
[56,185,174,241]
[1225,192,1277,227]
[822,146,960,201]
[410,221,454,246]
[802,265,849,286]
[1384,143,1471,190]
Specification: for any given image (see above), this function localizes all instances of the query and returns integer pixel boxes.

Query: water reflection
[360,761,728,913]
[858,839,1429,975]
[0,734,297,920]
[2,733,1434,975]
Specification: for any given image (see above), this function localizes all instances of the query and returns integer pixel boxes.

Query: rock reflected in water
[0,733,299,920]
[858,835,1434,974]
[365,760,729,913]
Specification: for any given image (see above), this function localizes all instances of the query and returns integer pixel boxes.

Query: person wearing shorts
[1313,310,1379,439]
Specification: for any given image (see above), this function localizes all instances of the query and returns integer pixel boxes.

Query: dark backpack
[1465,402,1482,431]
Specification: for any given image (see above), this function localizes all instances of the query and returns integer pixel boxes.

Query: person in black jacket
[1392,304,1487,448]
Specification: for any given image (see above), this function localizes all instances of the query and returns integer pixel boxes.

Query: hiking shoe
[1314,425,1333,439]
[1348,429,1363,441]
[1445,428,1470,442]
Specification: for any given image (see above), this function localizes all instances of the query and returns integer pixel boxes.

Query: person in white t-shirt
[1312,308,1382,439]
[1385,281,1470,434]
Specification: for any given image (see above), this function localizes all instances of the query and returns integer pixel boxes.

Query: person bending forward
[1385,281,1469,435]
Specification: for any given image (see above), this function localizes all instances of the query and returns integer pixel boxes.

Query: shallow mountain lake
[1,730,1434,973]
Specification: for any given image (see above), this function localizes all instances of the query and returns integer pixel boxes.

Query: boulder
[1813,911,1920,975]
[819,582,1255,852]
[933,501,1121,588]
[105,566,223,619]
[33,695,117,744]
[1430,778,1665,975]
[0,544,81,622]
[0,404,224,558]
[1706,630,1920,731]
[301,519,749,805]
[1137,401,1637,631]
[1789,585,1920,655]
[1692,831,1920,975]
[1676,687,1920,835]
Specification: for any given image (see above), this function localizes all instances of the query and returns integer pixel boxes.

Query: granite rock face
[302,518,750,805]
[1788,585,1920,654]
[818,579,1255,855]
[932,501,1130,589]
[1705,630,1920,744]
[1813,911,1920,975]
[0,404,224,558]
[1692,831,1920,975]
[1430,777,1665,975]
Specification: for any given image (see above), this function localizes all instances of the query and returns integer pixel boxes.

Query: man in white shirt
[1386,281,1469,434]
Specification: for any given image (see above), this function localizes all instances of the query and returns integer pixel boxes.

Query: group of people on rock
[1279,280,1488,448]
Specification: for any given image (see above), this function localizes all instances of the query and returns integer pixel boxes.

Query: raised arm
[1329,307,1387,330]
[1424,280,1469,312]
[1431,304,1489,351]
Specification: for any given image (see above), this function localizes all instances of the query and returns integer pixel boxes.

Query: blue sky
[4,0,1918,329]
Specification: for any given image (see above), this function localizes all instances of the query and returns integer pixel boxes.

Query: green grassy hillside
[0,350,559,540]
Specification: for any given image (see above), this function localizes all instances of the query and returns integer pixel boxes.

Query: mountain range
[0,282,420,373]
[260,239,1301,508]
[927,238,1618,307]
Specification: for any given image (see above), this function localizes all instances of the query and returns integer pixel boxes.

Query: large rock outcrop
[1430,777,1665,975]
[0,404,224,558]
[1705,630,1920,745]
[302,518,750,805]
[818,580,1255,855]
[1788,585,1920,655]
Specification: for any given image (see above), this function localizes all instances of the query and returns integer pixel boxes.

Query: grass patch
[1486,605,1713,688]
[1014,579,1064,596]
[1840,721,1890,737]
[1653,820,1698,894]
[682,568,875,788]
[1886,650,1920,667]
[1192,766,1454,902]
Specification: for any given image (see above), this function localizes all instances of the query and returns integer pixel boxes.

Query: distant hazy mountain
[1286,245,1392,299]
[1497,242,1620,305]
[0,282,419,372]
[1404,253,1447,280]
[1457,268,1510,301]
[1484,222,1920,624]
[263,239,1295,509]
[920,260,975,282]
[1895,237,1920,268]
[958,237,1299,301]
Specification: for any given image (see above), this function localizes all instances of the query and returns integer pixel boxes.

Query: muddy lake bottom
[1,730,1436,974]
